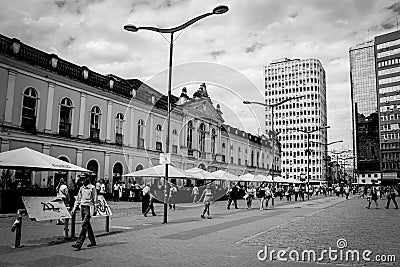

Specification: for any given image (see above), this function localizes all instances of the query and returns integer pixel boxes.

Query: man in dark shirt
[227,183,239,209]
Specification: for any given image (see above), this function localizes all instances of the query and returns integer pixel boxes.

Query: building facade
[349,40,381,181]
[375,30,400,174]
[0,34,279,190]
[264,58,328,181]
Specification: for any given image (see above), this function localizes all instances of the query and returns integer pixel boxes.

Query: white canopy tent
[122,164,193,179]
[238,173,254,182]
[0,147,90,172]
[211,170,241,182]
[185,167,216,180]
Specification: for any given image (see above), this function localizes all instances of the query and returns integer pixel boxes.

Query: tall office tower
[375,30,400,174]
[265,58,328,181]
[349,40,381,181]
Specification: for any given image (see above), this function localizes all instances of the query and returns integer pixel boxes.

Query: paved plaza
[0,195,398,267]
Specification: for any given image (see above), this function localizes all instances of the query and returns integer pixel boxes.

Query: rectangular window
[156,142,162,151]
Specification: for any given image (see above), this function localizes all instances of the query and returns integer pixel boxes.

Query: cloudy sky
[1,0,399,151]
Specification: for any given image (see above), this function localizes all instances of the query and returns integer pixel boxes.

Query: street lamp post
[289,125,330,199]
[310,140,343,183]
[243,96,304,206]
[124,5,228,223]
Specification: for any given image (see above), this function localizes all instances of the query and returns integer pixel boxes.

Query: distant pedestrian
[71,177,97,250]
[56,178,70,225]
[245,185,256,209]
[294,186,299,201]
[257,184,266,210]
[227,183,239,209]
[95,180,101,195]
[344,185,350,200]
[385,185,398,209]
[200,184,213,219]
[191,185,199,203]
[366,184,379,209]
[264,186,273,208]
[169,185,177,210]
[113,182,120,202]
[99,180,106,196]
[142,183,157,217]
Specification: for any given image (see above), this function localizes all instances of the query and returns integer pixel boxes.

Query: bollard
[71,211,76,238]
[11,209,23,248]
[105,216,110,233]
[64,218,69,238]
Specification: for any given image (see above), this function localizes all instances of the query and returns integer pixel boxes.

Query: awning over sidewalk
[122,164,193,179]
[0,147,90,172]
[211,170,241,181]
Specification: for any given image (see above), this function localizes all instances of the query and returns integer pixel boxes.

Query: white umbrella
[212,170,241,181]
[253,174,267,183]
[122,164,193,178]
[287,177,302,184]
[185,167,216,180]
[273,176,287,183]
[264,175,274,183]
[239,173,254,182]
[0,147,90,172]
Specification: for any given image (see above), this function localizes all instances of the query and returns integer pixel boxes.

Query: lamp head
[243,101,251,104]
[124,24,139,32]
[213,5,229,14]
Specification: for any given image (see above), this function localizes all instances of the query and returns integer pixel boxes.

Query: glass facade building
[349,41,381,173]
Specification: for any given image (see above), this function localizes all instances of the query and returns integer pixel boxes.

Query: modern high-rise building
[349,40,381,181]
[265,58,328,181]
[375,30,400,174]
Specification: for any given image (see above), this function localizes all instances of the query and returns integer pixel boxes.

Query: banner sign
[93,195,112,217]
[22,196,72,221]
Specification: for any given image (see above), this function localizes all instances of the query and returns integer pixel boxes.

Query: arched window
[156,124,162,151]
[187,121,193,156]
[230,145,234,163]
[222,143,226,162]
[245,149,248,166]
[87,159,99,184]
[90,106,101,140]
[251,150,255,167]
[137,119,145,148]
[115,113,124,145]
[199,123,206,158]
[21,88,38,130]
[113,162,123,184]
[211,129,216,156]
[257,151,260,167]
[59,97,73,136]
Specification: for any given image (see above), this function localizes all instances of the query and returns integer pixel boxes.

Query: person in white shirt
[56,178,69,225]
[142,183,156,217]
[192,185,199,203]
[71,177,97,250]
[113,182,120,202]
[99,180,106,195]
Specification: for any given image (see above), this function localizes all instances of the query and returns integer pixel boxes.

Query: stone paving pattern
[0,195,398,267]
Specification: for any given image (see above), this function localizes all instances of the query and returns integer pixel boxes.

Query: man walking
[385,185,399,209]
[71,177,97,250]
[227,183,239,209]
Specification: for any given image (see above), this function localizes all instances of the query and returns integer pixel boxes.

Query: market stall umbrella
[253,174,267,183]
[287,178,302,184]
[122,164,193,178]
[239,173,254,182]
[273,176,287,183]
[265,175,274,183]
[185,167,216,180]
[211,170,241,182]
[0,147,90,172]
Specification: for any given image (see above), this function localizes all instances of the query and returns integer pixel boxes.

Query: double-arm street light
[243,95,304,206]
[288,125,330,199]
[124,5,229,223]
[310,140,343,183]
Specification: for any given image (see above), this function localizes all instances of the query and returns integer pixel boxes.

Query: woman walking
[245,185,256,209]
[56,178,70,225]
[257,184,266,210]
[199,184,213,219]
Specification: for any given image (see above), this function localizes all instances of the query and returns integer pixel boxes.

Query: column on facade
[76,149,83,184]
[45,83,55,133]
[149,114,154,150]
[193,119,199,153]
[217,123,222,155]
[128,155,134,173]
[129,107,135,147]
[78,93,87,137]
[181,115,187,148]
[206,123,212,157]
[104,152,110,182]
[4,70,17,125]
[41,144,51,187]
[106,101,113,142]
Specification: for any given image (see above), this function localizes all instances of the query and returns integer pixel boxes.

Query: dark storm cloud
[63,36,76,47]
[387,2,400,14]
[209,50,225,59]
[289,13,298,18]
[246,42,265,53]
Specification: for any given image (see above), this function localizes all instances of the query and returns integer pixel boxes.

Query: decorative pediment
[183,98,224,124]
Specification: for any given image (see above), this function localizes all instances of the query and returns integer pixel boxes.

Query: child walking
[199,184,213,219]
